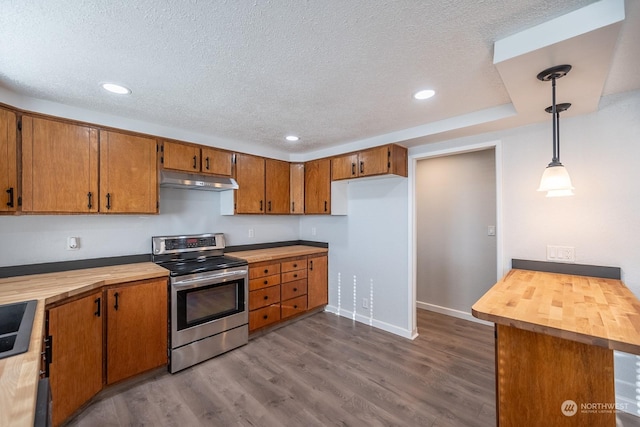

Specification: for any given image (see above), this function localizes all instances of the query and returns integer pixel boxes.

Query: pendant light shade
[536,65,574,197]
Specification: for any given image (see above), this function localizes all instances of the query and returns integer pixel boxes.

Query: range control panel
[152,233,225,254]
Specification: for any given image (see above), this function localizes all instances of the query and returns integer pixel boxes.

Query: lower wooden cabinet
[48,292,103,427]
[248,253,327,332]
[46,278,168,425]
[106,278,168,384]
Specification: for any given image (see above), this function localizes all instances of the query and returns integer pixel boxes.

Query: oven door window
[176,279,245,331]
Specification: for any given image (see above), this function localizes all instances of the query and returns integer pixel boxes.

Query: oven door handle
[172,269,248,289]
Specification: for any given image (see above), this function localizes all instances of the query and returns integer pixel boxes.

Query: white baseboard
[325,305,417,339]
[416,301,493,326]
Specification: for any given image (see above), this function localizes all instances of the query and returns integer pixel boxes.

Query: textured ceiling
[1,0,638,155]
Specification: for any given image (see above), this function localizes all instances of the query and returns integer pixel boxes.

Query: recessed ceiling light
[413,89,435,100]
[101,83,131,95]
[285,135,299,142]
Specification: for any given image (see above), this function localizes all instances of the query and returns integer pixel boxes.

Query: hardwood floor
[65,310,638,426]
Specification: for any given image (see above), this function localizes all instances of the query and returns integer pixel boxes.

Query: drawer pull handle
[294,305,298,309]
[263,315,268,320]
[293,274,297,278]
[264,269,269,273]
[293,288,298,292]
[293,263,297,268]
[263,280,268,285]
[264,295,268,300]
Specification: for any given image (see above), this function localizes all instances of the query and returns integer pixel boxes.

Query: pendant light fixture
[536,64,574,197]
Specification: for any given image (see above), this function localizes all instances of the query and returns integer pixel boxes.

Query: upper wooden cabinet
[331,144,407,180]
[290,163,304,214]
[22,115,99,213]
[305,158,331,214]
[234,153,265,214]
[265,159,290,214]
[162,140,232,176]
[0,107,18,213]
[99,130,158,214]
[201,146,233,176]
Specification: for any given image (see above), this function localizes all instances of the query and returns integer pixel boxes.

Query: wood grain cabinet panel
[106,278,168,385]
[331,153,359,180]
[265,158,290,214]
[48,292,103,427]
[281,279,307,301]
[307,254,328,309]
[249,285,281,311]
[249,262,281,279]
[201,147,232,176]
[162,140,200,172]
[281,295,307,319]
[304,158,331,214]
[290,163,304,214]
[282,269,307,283]
[249,274,281,292]
[0,107,18,213]
[281,258,306,273]
[99,130,158,214]
[234,153,265,214]
[249,304,281,331]
[331,144,407,181]
[21,115,98,213]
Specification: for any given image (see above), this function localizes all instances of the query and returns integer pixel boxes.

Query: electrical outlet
[362,298,369,309]
[547,245,575,263]
[66,237,80,251]
[248,228,254,238]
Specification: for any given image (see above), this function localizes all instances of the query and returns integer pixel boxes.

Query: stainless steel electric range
[152,233,248,373]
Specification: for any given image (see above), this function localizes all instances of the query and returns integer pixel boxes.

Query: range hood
[159,170,238,191]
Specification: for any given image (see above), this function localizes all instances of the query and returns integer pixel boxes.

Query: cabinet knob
[264,269,269,273]
[263,315,268,320]
[293,263,297,268]
[294,305,298,309]
[263,280,268,285]
[293,288,298,292]
[264,295,268,300]
[293,274,297,278]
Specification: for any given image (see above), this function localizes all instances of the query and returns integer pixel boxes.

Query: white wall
[410,89,640,416]
[299,177,411,337]
[415,149,497,319]
[0,188,300,266]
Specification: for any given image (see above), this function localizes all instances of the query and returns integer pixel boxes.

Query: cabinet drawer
[249,304,281,331]
[282,269,307,283]
[249,274,281,291]
[281,279,307,301]
[249,285,281,310]
[281,258,306,273]
[249,263,281,279]
[281,295,307,319]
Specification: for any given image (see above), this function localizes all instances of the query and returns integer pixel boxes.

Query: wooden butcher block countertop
[472,269,640,355]
[229,245,328,263]
[0,262,169,427]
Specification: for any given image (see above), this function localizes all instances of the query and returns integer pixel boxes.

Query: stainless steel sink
[0,300,37,359]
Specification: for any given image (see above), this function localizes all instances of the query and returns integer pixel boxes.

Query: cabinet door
[21,116,98,213]
[201,147,232,176]
[99,130,158,214]
[265,158,290,214]
[162,140,200,172]
[358,145,390,177]
[48,292,103,426]
[106,278,168,385]
[0,108,17,212]
[331,153,359,180]
[290,163,304,214]
[235,153,265,214]
[307,254,328,309]
[304,158,331,214]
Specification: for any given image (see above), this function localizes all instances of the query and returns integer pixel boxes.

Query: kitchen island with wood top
[472,266,640,426]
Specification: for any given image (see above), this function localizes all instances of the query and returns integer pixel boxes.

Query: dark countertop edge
[225,240,328,253]
[512,259,621,280]
[0,241,328,279]
[0,254,152,279]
